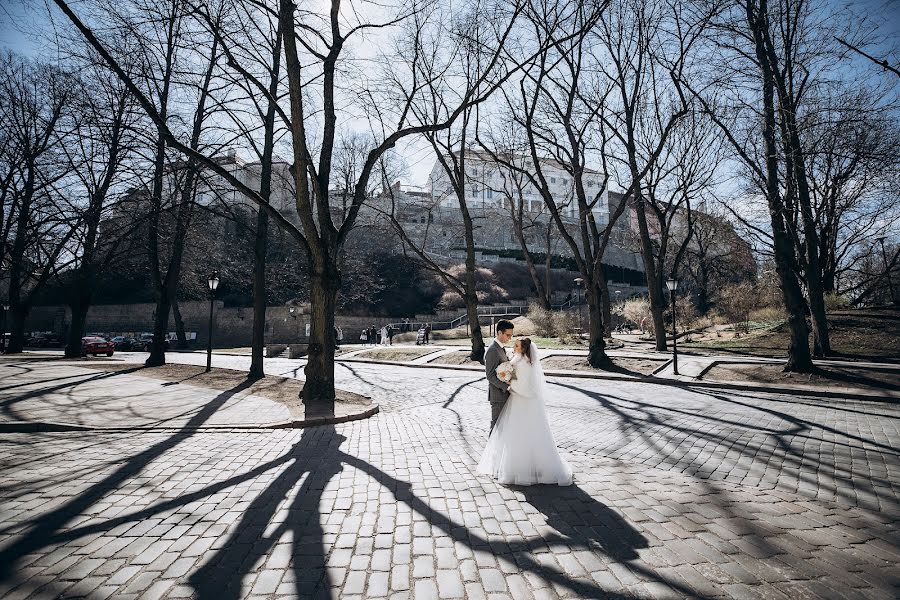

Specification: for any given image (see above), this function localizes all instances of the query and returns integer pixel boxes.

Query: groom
[485,320,514,432]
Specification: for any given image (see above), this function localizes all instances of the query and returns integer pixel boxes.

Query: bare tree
[0,52,80,353]
[595,0,713,352]
[194,0,286,379]
[493,146,558,310]
[483,0,622,366]
[57,55,141,357]
[56,0,537,412]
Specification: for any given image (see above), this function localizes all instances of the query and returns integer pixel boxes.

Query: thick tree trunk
[647,276,667,351]
[585,283,608,367]
[464,293,485,362]
[697,262,710,314]
[303,271,339,415]
[632,195,668,351]
[749,0,813,372]
[65,300,90,358]
[513,217,550,310]
[6,306,28,354]
[146,287,172,367]
[172,300,188,349]
[249,207,268,380]
[598,268,612,337]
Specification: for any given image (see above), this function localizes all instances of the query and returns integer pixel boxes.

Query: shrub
[748,306,785,323]
[665,296,697,334]
[617,298,653,334]
[551,311,578,342]
[526,303,553,337]
[824,292,850,312]
[717,281,758,335]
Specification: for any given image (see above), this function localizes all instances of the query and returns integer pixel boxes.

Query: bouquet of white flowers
[495,361,516,384]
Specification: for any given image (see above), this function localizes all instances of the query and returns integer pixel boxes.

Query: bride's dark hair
[519,338,533,362]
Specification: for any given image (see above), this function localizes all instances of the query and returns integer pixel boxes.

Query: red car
[81,336,115,357]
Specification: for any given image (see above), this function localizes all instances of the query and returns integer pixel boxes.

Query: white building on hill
[427,151,609,226]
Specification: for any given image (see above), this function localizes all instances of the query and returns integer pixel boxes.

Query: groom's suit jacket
[485,341,511,406]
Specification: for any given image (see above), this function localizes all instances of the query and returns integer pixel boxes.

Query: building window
[551,176,556,183]
[472,186,480,197]
[486,189,493,199]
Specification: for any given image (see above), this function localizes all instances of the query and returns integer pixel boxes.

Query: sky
[1,0,898,190]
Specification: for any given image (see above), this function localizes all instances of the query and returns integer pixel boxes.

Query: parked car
[138,333,169,352]
[81,336,115,357]
[111,336,139,351]
[26,334,62,348]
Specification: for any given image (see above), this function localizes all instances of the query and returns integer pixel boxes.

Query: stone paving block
[0,359,898,600]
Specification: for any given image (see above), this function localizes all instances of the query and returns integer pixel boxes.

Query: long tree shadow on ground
[549,380,900,514]
[0,378,254,581]
[183,423,699,600]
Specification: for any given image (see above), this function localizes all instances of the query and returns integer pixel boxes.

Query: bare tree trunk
[463,264,485,362]
[172,300,188,349]
[249,207,268,379]
[303,271,338,414]
[65,294,91,358]
[247,25,281,381]
[749,0,813,372]
[515,225,550,310]
[598,267,612,337]
[585,282,607,366]
[5,307,28,354]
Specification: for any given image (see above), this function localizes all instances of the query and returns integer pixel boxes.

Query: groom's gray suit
[485,340,510,432]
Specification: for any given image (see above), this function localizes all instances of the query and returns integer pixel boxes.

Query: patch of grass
[682,307,900,362]
[351,348,438,361]
[540,355,665,376]
[77,362,369,419]
[429,351,483,366]
[703,362,900,392]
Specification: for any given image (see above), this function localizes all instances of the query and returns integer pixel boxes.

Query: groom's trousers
[490,401,506,433]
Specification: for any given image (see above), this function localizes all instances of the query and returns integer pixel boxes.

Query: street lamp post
[574,277,584,332]
[206,271,220,373]
[666,277,679,375]
[1,302,8,354]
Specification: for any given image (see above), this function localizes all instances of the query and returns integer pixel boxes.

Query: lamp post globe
[206,271,219,372]
[666,277,679,375]
[208,271,220,292]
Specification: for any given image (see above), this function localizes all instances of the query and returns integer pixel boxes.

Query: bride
[478,338,573,486]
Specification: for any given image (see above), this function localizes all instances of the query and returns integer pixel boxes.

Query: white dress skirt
[478,356,573,486]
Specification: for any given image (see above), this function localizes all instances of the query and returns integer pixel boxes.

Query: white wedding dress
[478,345,573,486]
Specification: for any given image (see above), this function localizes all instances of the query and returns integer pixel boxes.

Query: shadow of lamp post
[206,271,220,373]
[666,276,679,375]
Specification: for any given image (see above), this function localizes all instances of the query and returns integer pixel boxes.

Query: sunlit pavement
[0,352,897,598]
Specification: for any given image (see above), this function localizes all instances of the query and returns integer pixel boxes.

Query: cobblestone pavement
[0,354,898,599]
[0,361,291,428]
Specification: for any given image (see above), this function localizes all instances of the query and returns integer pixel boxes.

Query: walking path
[0,353,897,599]
[335,344,900,401]
[0,360,376,431]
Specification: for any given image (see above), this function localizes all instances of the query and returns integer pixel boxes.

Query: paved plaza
[0,354,898,599]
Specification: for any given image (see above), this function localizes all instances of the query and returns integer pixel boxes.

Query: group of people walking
[358,322,432,345]
[359,325,396,346]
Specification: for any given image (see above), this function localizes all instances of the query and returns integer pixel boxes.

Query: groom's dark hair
[497,320,514,333]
